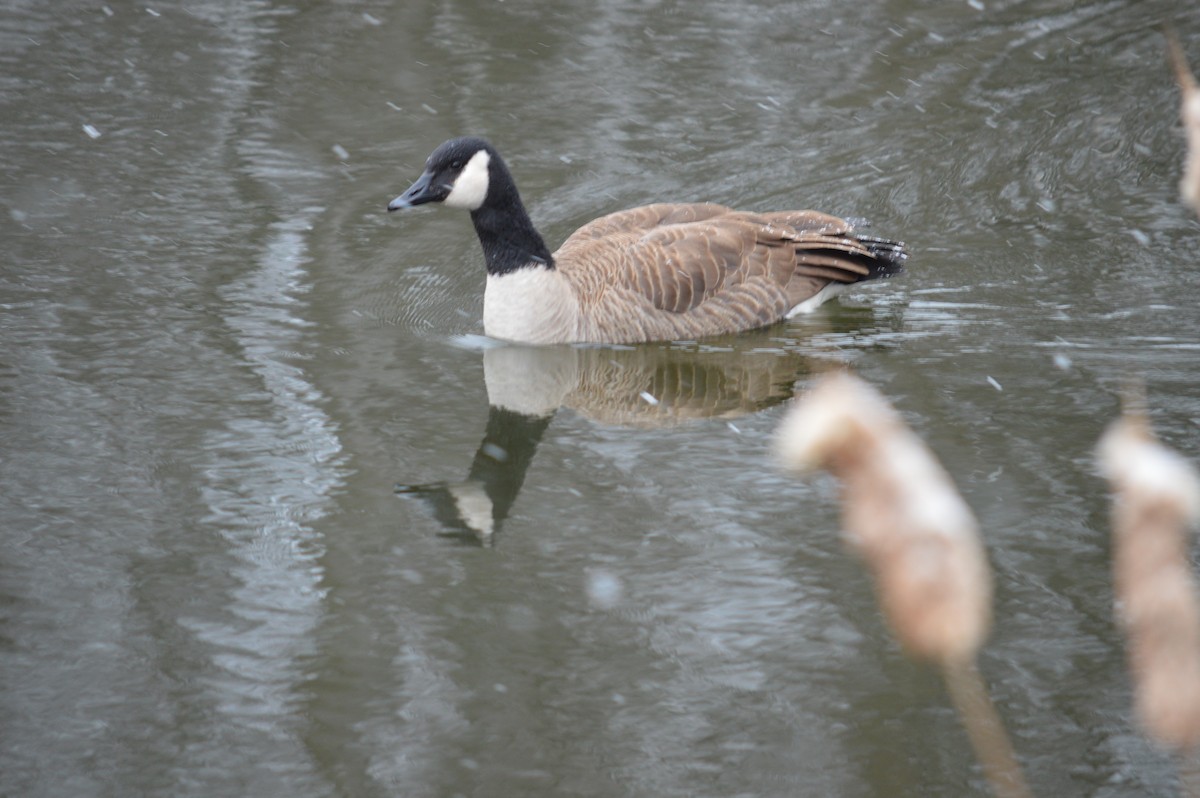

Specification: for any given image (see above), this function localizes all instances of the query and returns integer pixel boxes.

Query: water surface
[4,1,1200,796]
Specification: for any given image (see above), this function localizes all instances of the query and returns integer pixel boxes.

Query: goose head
[388,136,496,212]
[386,138,555,279]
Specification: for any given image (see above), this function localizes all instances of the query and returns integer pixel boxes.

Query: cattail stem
[1166,29,1198,94]
[1164,29,1200,216]
[942,659,1032,798]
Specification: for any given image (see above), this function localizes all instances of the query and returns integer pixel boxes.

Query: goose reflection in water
[396,329,822,545]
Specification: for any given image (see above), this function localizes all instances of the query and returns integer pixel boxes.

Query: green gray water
[4,1,1200,796]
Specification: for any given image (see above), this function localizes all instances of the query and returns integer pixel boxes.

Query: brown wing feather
[627,221,757,313]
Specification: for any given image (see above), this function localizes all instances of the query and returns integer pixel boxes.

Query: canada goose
[388,137,907,344]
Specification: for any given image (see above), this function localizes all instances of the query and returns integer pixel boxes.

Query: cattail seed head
[776,373,992,664]
[1099,413,1200,752]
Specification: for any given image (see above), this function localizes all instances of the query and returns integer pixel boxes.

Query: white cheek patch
[444,149,491,210]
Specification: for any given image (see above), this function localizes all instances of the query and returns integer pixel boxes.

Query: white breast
[483,267,580,344]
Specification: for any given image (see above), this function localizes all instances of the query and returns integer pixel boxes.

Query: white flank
[786,281,847,316]
[444,149,491,210]
[483,267,580,344]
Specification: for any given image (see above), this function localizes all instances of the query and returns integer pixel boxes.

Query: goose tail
[858,234,908,280]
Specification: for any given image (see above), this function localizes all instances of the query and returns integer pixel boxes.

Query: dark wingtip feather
[858,235,908,279]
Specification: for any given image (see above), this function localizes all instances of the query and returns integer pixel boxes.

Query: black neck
[469,161,555,276]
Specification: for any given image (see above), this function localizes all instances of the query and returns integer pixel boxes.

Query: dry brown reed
[1098,411,1200,758]
[776,372,1029,797]
[775,372,991,664]
[1165,30,1200,217]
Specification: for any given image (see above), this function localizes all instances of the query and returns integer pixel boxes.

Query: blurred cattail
[1165,30,1200,217]
[1098,410,1200,753]
[776,372,1028,797]
[775,371,991,665]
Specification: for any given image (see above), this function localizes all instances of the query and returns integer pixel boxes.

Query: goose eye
[449,159,464,170]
